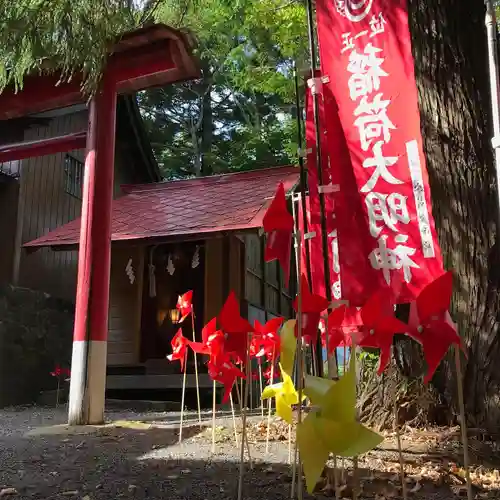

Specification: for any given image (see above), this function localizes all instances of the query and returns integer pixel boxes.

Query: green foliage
[359,350,380,371]
[0,0,309,177]
[141,0,308,177]
[0,0,164,93]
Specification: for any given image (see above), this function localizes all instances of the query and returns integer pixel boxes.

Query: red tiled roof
[24,166,299,248]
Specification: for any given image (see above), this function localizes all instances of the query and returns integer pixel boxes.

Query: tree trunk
[410,0,499,431]
[360,1,500,432]
[200,86,213,175]
[200,61,214,176]
[190,117,202,177]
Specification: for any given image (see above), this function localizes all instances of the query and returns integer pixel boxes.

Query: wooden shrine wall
[204,235,245,325]
[204,238,225,324]
[107,246,144,366]
[0,181,19,285]
[13,106,148,303]
[16,110,87,301]
[244,233,294,321]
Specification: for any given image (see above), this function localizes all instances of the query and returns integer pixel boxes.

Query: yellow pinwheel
[279,319,297,375]
[297,355,384,493]
[261,363,299,424]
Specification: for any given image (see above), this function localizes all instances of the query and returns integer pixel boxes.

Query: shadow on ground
[0,419,497,500]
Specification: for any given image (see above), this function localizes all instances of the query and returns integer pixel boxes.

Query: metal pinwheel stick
[179,350,188,443]
[190,311,202,426]
[292,230,305,500]
[237,334,252,500]
[265,346,276,455]
[258,359,264,418]
[211,379,216,453]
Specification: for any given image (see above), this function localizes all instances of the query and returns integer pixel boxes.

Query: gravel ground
[0,406,496,499]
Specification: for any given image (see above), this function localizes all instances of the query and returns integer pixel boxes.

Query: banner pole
[485,0,500,230]
[293,62,314,290]
[304,0,337,379]
[293,63,322,376]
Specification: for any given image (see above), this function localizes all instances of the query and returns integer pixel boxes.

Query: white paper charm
[167,254,175,275]
[192,246,200,269]
[125,258,135,284]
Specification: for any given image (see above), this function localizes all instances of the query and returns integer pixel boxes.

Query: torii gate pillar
[68,77,117,425]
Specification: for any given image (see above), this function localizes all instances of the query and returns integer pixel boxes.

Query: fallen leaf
[451,485,469,497]
[128,485,137,492]
[181,469,191,474]
[61,491,78,496]
[0,488,17,497]
[409,482,422,493]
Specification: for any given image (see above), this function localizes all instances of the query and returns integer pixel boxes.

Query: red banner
[313,0,443,304]
[303,80,341,302]
[303,81,377,306]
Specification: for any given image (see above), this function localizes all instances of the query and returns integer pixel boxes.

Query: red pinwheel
[409,271,463,383]
[321,305,350,356]
[249,335,264,358]
[263,362,280,382]
[357,291,416,375]
[293,274,329,344]
[167,329,190,372]
[263,183,294,287]
[176,290,193,323]
[208,357,246,403]
[218,291,254,364]
[189,317,225,363]
[254,317,283,361]
[50,365,71,378]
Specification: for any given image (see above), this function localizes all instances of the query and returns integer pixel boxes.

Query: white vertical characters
[340,12,424,286]
[332,279,342,301]
[369,235,420,285]
[347,44,388,100]
[353,93,396,151]
[406,139,435,258]
[360,141,402,193]
[355,30,369,39]
[369,13,387,37]
[341,32,355,53]
[365,192,410,238]
[328,229,342,300]
[328,229,341,274]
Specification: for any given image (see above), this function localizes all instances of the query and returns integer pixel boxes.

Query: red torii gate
[0,24,199,425]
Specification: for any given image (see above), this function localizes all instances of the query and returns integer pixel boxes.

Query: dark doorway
[140,241,205,373]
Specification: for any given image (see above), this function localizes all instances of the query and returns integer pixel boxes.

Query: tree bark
[360,1,500,432]
[200,60,214,176]
[200,84,213,176]
[409,0,500,431]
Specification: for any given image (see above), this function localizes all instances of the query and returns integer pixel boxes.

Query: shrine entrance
[140,241,205,365]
